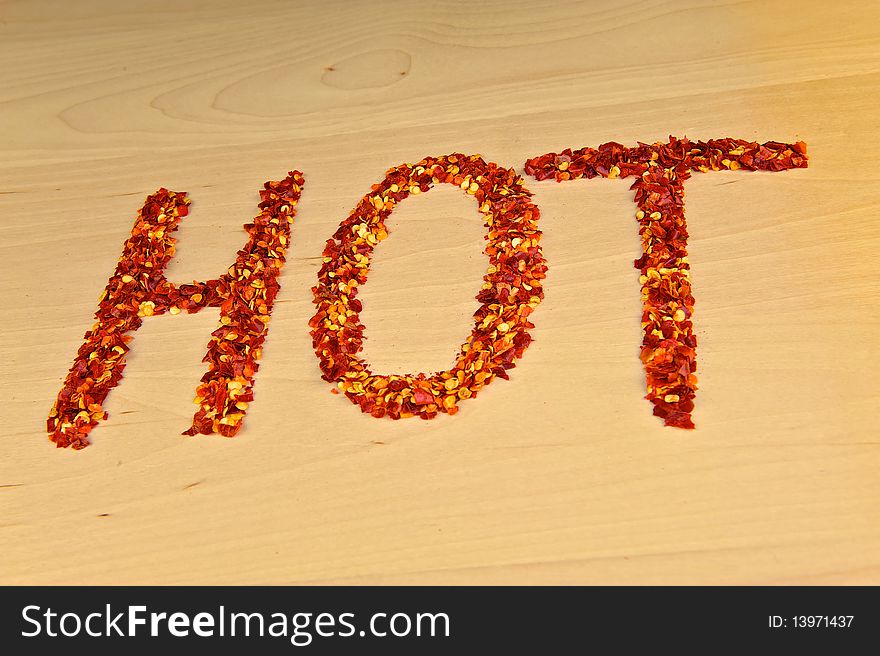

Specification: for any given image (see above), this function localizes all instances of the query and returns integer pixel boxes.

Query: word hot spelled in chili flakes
[525,137,807,429]
[310,154,547,419]
[47,173,305,449]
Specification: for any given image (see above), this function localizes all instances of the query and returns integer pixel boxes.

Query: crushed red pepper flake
[47,172,305,448]
[524,137,807,429]
[309,153,547,420]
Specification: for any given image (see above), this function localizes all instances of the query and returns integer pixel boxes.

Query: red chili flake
[47,172,305,449]
[309,154,547,420]
[524,137,807,429]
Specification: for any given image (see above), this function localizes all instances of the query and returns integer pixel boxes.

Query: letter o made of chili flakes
[309,154,548,420]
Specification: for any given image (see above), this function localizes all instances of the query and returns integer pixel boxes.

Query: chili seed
[47,172,305,448]
[309,154,547,421]
[524,137,807,429]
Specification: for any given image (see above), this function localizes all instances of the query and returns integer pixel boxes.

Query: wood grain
[1,0,878,584]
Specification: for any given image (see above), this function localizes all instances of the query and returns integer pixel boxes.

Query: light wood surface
[2,0,878,585]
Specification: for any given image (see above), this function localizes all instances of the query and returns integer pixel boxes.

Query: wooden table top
[2,0,878,584]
